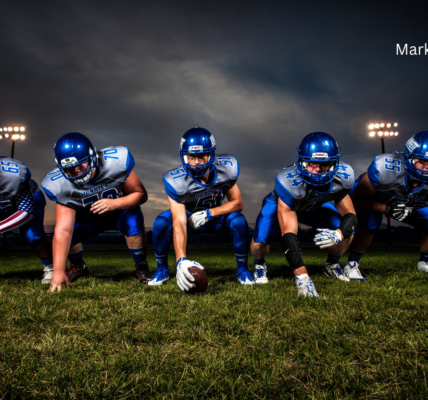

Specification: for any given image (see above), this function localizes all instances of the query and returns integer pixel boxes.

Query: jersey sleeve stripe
[274,176,296,210]
[125,150,135,176]
[162,176,180,202]
[0,211,33,234]
[367,156,379,188]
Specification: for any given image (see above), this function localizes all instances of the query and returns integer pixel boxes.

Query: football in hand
[185,267,208,294]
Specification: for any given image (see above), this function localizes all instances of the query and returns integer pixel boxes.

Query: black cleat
[136,261,151,284]
[66,262,89,282]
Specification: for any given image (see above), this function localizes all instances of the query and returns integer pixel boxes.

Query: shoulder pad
[335,161,355,190]
[98,146,134,181]
[215,154,240,180]
[368,152,405,188]
[41,168,72,203]
[163,165,190,198]
[275,165,306,209]
[0,157,31,195]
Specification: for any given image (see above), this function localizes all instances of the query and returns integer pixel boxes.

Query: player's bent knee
[228,213,248,233]
[152,216,172,238]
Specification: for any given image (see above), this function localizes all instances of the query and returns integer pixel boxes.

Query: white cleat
[147,268,170,286]
[323,263,350,282]
[417,261,428,273]
[253,264,269,284]
[295,273,319,297]
[41,266,53,285]
[343,261,367,282]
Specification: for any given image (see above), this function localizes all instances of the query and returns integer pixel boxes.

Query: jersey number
[337,165,351,180]
[170,168,186,180]
[82,188,119,207]
[194,193,224,211]
[1,161,19,174]
[104,149,118,160]
[384,158,401,172]
[285,172,303,187]
[218,157,233,167]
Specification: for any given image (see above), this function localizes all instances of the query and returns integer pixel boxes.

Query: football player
[0,157,53,283]
[149,127,253,290]
[251,132,358,296]
[41,132,149,292]
[346,131,428,280]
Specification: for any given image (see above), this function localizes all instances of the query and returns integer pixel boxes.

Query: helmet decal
[403,131,428,183]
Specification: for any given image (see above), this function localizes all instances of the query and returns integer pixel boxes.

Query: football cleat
[343,261,367,282]
[135,261,152,284]
[237,268,255,285]
[295,273,319,297]
[253,263,269,284]
[323,262,350,282]
[417,261,428,273]
[65,261,89,282]
[41,266,53,285]
[148,267,170,286]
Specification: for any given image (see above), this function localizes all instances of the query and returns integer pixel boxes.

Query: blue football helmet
[180,127,216,178]
[404,131,428,183]
[54,132,99,185]
[296,132,340,187]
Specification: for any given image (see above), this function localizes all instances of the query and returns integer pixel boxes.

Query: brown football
[185,267,208,294]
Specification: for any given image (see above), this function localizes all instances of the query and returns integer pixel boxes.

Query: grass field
[1,248,428,399]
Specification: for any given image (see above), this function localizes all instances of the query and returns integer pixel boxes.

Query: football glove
[384,203,413,221]
[314,228,342,249]
[188,209,213,230]
[176,257,204,291]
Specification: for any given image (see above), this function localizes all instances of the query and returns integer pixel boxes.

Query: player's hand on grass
[90,199,118,215]
[176,257,204,291]
[49,271,69,293]
[384,203,413,221]
[313,228,342,249]
[188,209,213,230]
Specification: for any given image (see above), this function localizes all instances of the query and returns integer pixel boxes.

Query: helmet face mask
[404,132,428,184]
[296,132,340,188]
[54,132,99,185]
[180,127,216,179]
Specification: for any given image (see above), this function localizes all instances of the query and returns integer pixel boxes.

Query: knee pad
[229,213,248,233]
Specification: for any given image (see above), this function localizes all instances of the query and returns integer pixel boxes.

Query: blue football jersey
[274,162,355,212]
[367,152,428,209]
[0,157,40,216]
[41,146,134,212]
[162,154,239,213]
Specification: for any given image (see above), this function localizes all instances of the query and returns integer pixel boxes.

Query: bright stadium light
[378,131,383,136]
[395,132,399,136]
[380,123,385,127]
[394,123,398,127]
[386,123,391,128]
[384,131,389,136]
[375,123,379,128]
[369,131,376,137]
[1,124,27,158]
[369,124,375,130]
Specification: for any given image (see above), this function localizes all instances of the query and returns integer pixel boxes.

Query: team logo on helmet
[312,152,329,159]
[406,138,419,152]
[179,138,186,150]
[189,145,204,152]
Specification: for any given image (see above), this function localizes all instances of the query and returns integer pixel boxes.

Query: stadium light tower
[368,122,399,248]
[368,122,399,154]
[0,126,26,158]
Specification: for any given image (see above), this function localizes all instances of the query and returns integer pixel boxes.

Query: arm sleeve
[13,188,36,215]
[0,211,33,234]
[367,156,380,188]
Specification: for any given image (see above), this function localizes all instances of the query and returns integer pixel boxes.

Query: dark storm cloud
[1,1,428,225]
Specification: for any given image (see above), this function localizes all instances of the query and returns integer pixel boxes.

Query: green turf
[1,248,428,399]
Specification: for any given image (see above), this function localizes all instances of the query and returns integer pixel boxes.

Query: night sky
[1,2,427,226]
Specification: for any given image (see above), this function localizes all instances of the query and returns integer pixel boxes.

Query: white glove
[313,228,342,249]
[176,257,204,291]
[384,203,413,221]
[188,209,213,230]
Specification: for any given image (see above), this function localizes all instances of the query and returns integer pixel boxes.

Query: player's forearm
[172,219,187,261]
[210,199,243,218]
[352,198,386,213]
[52,228,73,272]
[115,192,147,209]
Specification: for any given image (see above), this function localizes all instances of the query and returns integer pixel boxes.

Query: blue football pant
[71,206,145,246]
[253,192,342,245]
[152,209,248,268]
